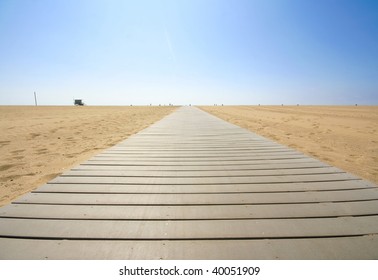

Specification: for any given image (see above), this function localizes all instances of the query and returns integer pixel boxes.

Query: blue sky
[0,0,377,105]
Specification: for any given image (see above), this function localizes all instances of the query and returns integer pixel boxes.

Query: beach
[0,106,176,206]
[200,106,378,185]
[1,105,377,207]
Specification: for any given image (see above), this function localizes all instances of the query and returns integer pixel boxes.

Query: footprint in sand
[321,146,333,152]
[1,174,22,182]
[29,133,41,139]
[36,148,49,155]
[12,156,24,160]
[0,140,11,148]
[11,149,25,154]
[0,164,16,171]
[349,154,361,159]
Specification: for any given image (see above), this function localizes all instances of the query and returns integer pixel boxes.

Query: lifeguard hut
[74,99,84,106]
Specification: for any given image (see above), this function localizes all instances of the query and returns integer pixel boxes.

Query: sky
[0,0,377,105]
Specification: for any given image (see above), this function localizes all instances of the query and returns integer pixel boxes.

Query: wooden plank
[62,166,344,177]
[101,149,298,157]
[83,158,322,166]
[2,236,378,259]
[82,157,319,166]
[122,139,272,142]
[34,180,372,193]
[107,146,289,151]
[113,144,285,149]
[100,151,300,156]
[14,188,378,205]
[48,173,359,185]
[96,153,305,158]
[118,137,271,141]
[91,154,305,160]
[1,216,378,239]
[2,201,378,220]
[72,161,329,171]
[114,143,285,148]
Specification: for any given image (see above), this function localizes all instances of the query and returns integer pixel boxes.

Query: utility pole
[34,92,38,106]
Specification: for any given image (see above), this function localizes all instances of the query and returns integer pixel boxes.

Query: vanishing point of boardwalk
[0,107,378,259]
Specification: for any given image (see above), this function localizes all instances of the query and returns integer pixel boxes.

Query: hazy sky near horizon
[0,0,377,105]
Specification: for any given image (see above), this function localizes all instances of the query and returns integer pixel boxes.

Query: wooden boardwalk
[1,106,378,259]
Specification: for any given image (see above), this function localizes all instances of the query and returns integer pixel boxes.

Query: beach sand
[200,106,378,185]
[0,106,177,206]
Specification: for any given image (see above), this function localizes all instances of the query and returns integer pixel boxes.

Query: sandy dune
[0,106,176,206]
[200,106,378,185]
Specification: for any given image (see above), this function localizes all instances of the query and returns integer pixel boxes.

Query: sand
[0,106,177,206]
[200,106,378,185]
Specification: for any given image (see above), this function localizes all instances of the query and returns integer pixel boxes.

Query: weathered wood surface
[0,106,377,259]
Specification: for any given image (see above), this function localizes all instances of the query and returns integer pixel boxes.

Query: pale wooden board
[112,145,286,150]
[2,236,378,259]
[121,139,274,143]
[2,201,378,220]
[84,157,321,166]
[96,151,303,160]
[1,216,378,239]
[49,173,359,185]
[107,146,289,151]
[116,136,284,139]
[61,166,344,177]
[113,143,286,148]
[91,154,305,160]
[72,161,329,171]
[13,188,378,205]
[34,180,373,193]
[101,149,298,157]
